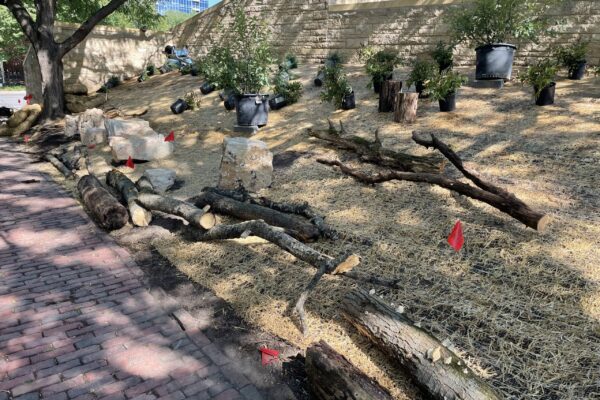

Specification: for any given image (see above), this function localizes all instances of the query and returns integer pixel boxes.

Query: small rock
[369,288,376,295]
[218,137,273,192]
[142,168,176,193]
[65,93,106,113]
[64,82,89,95]
[65,115,78,137]
[396,305,405,314]
[110,134,174,162]
[82,127,107,145]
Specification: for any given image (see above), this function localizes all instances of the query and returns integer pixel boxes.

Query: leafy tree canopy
[1,0,162,60]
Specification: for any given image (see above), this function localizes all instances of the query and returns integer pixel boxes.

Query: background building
[156,0,209,15]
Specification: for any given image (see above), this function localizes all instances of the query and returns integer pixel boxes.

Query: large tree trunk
[378,80,402,113]
[189,191,321,242]
[77,174,128,230]
[342,289,502,400]
[37,43,65,120]
[306,340,394,400]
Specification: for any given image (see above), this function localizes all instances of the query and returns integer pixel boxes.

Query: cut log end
[199,212,217,230]
[332,254,360,275]
[130,204,153,227]
[536,214,551,232]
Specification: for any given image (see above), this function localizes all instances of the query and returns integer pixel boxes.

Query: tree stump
[378,80,402,113]
[394,92,419,124]
[306,340,393,400]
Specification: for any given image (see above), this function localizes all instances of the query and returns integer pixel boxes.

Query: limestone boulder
[218,137,273,192]
[65,93,106,114]
[142,168,176,193]
[65,115,78,137]
[64,82,88,96]
[82,127,107,146]
[109,134,174,162]
[104,118,152,138]
[78,108,104,135]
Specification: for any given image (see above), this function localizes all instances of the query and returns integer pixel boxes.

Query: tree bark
[317,158,549,231]
[37,43,66,120]
[306,340,394,400]
[137,193,217,230]
[189,191,321,242]
[308,120,444,173]
[44,154,73,179]
[77,174,128,230]
[394,92,419,124]
[342,289,502,400]
[379,80,402,113]
[106,169,153,227]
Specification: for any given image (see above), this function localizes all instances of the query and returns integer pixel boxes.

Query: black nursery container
[373,73,393,94]
[534,82,555,106]
[341,91,356,110]
[268,94,288,110]
[170,99,188,114]
[475,43,517,81]
[314,70,325,87]
[415,81,429,99]
[224,94,236,111]
[438,92,457,112]
[200,82,215,95]
[235,94,269,126]
[568,61,586,80]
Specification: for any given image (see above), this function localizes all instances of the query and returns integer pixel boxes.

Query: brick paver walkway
[0,139,260,400]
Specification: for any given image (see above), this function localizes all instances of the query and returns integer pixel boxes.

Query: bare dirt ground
[45,64,600,399]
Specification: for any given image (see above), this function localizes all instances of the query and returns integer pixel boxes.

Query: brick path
[0,139,262,400]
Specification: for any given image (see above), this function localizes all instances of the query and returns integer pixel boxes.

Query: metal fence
[1,57,24,86]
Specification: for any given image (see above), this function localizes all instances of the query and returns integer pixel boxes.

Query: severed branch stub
[202,186,339,240]
[308,120,445,173]
[184,219,360,334]
[317,131,549,231]
[136,193,217,230]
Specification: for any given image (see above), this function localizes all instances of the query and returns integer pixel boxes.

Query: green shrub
[518,59,558,99]
[431,41,455,71]
[424,71,468,101]
[273,70,303,104]
[200,47,235,89]
[283,53,298,69]
[406,59,437,87]
[360,46,401,88]
[180,64,192,75]
[320,64,352,109]
[146,65,156,76]
[446,0,556,48]
[325,52,343,67]
[555,41,588,75]
[183,90,202,110]
[108,76,120,87]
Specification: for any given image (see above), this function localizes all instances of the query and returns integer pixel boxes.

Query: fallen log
[106,169,153,227]
[44,154,74,179]
[58,145,84,171]
[342,289,502,400]
[308,120,444,173]
[77,174,128,230]
[202,187,339,240]
[189,191,321,242]
[135,176,155,193]
[184,218,358,333]
[137,193,216,230]
[317,158,548,231]
[306,340,394,400]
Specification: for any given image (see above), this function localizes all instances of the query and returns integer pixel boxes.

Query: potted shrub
[556,41,588,80]
[219,2,274,127]
[431,41,455,72]
[447,0,555,80]
[282,53,298,70]
[146,65,156,76]
[424,71,468,112]
[320,64,355,110]
[518,59,558,106]
[269,70,303,110]
[315,53,344,86]
[360,46,401,94]
[407,59,437,98]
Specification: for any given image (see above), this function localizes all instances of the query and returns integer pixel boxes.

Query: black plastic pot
[191,66,200,76]
[438,61,453,73]
[568,61,586,80]
[341,91,355,110]
[235,94,269,127]
[170,98,188,114]
[224,94,236,111]
[475,43,517,81]
[438,92,457,112]
[534,82,555,106]
[373,73,393,94]
[158,66,167,74]
[200,82,215,95]
[415,81,429,99]
[314,70,325,87]
[268,94,288,110]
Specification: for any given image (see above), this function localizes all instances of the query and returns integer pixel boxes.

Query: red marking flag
[259,347,279,366]
[447,220,464,252]
[125,156,135,169]
[165,131,175,142]
[87,144,96,150]
[23,135,30,143]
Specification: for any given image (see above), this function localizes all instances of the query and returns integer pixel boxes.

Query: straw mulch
[45,65,600,399]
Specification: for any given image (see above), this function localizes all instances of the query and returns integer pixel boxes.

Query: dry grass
[60,65,600,399]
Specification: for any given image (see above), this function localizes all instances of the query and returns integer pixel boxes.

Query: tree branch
[4,0,38,46]
[59,0,127,56]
